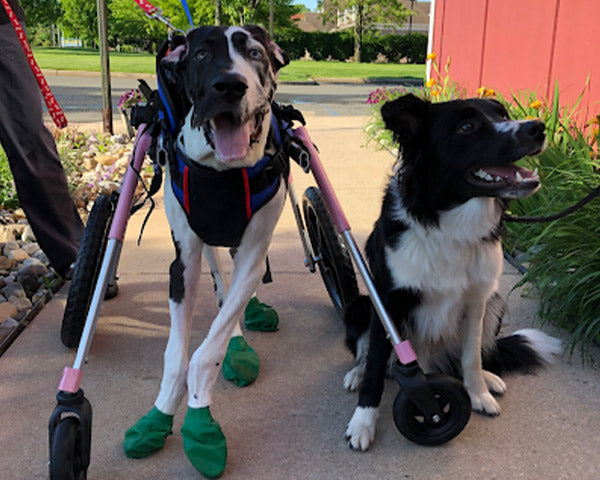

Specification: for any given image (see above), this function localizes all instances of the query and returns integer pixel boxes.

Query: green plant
[0,148,19,209]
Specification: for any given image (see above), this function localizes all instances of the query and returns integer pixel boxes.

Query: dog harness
[169,116,289,247]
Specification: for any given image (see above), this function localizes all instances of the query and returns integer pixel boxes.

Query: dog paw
[469,390,501,416]
[344,407,378,451]
[343,366,365,392]
[483,370,506,395]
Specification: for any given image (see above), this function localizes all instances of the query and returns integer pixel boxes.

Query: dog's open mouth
[204,110,265,163]
[468,164,540,197]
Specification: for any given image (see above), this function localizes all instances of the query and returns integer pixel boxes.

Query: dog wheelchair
[48,65,470,480]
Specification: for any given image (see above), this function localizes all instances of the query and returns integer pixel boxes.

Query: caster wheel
[302,186,358,317]
[393,374,471,446]
[49,417,87,480]
[61,194,116,348]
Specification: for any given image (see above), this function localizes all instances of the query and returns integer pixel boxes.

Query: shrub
[0,148,19,209]
[275,29,426,63]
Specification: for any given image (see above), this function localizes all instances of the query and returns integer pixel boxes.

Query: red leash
[1,0,67,128]
[131,0,158,15]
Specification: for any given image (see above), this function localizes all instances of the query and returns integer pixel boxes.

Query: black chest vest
[169,118,289,247]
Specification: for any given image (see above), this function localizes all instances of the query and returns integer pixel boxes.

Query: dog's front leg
[180,186,285,477]
[124,230,203,460]
[460,298,502,416]
[345,317,392,451]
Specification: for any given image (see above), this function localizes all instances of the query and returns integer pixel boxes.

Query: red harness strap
[0,0,67,128]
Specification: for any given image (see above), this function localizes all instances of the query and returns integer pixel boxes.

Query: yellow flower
[425,78,437,88]
[587,116,599,125]
[426,52,437,61]
[529,100,542,109]
[430,89,440,97]
[477,86,495,97]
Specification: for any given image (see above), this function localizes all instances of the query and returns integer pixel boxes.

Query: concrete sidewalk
[1,115,600,480]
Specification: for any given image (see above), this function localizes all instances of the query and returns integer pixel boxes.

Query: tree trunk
[353,4,364,63]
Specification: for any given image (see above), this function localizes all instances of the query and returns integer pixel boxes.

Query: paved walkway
[1,115,599,479]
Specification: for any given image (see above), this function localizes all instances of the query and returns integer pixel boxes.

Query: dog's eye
[248,48,264,61]
[195,49,208,60]
[458,121,475,134]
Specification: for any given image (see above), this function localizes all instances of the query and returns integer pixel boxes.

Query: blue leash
[180,0,195,28]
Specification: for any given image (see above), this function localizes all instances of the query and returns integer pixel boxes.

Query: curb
[43,69,424,86]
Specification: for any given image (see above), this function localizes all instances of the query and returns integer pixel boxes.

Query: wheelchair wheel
[302,186,358,317]
[393,374,471,446]
[49,417,87,480]
[61,194,115,348]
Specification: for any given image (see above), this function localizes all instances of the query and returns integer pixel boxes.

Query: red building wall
[431,0,600,122]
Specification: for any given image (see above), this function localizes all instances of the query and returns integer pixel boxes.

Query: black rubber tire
[393,374,471,446]
[302,186,358,317]
[49,417,87,480]
[61,194,115,348]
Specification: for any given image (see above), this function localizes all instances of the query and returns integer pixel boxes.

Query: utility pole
[269,0,274,39]
[96,0,113,133]
[215,0,222,25]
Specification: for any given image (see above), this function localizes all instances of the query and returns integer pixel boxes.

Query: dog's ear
[160,42,187,70]
[243,24,289,72]
[269,41,289,72]
[381,94,429,145]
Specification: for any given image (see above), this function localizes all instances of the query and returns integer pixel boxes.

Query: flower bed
[0,123,153,353]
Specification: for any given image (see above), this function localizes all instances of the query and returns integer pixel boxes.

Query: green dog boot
[123,406,173,459]
[244,296,279,332]
[181,406,227,479]
[222,335,259,387]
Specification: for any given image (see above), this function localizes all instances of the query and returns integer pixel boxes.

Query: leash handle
[130,0,157,15]
[1,0,67,128]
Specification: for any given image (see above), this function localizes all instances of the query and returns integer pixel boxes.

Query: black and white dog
[343,94,562,451]
[126,26,288,475]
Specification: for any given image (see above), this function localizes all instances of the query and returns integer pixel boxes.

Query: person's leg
[0,23,83,278]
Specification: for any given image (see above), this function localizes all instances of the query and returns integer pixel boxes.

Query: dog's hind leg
[203,246,262,387]
[124,230,204,459]
[203,245,229,309]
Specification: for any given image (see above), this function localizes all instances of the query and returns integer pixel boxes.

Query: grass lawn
[32,47,426,82]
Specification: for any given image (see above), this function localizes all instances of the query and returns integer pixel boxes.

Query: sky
[292,0,318,12]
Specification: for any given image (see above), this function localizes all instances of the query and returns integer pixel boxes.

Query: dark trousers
[0,23,83,277]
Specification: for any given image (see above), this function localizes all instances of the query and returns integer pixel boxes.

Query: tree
[323,0,412,62]
[21,0,62,27]
[59,0,98,47]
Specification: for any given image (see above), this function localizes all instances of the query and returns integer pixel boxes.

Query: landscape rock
[12,297,32,312]
[0,302,18,321]
[8,249,29,262]
[22,225,36,242]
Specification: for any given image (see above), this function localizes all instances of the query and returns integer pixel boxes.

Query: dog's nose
[520,120,545,140]
[212,73,248,100]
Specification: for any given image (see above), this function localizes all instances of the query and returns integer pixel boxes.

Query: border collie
[343,94,562,451]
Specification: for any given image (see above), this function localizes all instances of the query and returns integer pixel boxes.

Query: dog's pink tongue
[212,117,251,163]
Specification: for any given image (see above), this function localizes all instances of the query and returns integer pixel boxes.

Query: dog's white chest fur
[386,197,503,343]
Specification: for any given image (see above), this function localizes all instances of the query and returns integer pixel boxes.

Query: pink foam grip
[293,126,350,233]
[394,340,417,364]
[58,367,83,393]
